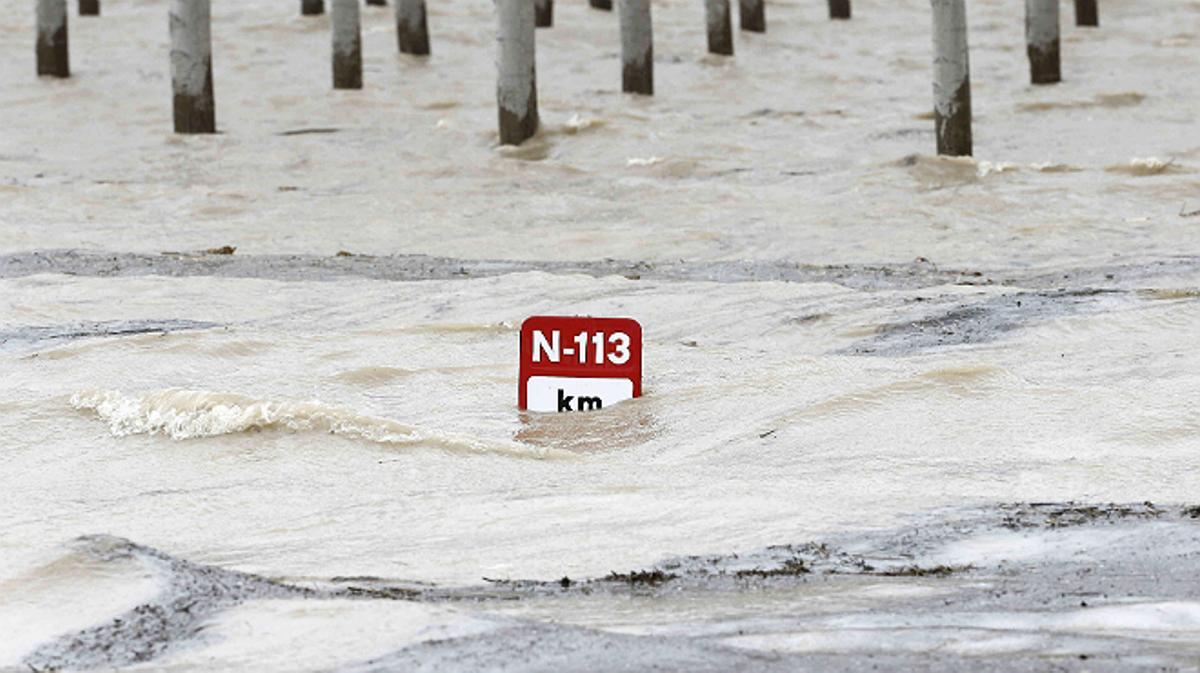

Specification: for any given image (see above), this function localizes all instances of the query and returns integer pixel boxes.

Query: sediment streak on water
[5,249,1200,289]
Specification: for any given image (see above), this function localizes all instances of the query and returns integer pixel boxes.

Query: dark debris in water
[733,558,810,578]
[872,564,971,577]
[1000,501,1165,529]
[277,127,342,136]
[603,569,677,585]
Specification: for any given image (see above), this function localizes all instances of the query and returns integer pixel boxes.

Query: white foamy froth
[69,388,556,458]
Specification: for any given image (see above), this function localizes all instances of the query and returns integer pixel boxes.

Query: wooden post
[619,0,652,94]
[706,0,732,55]
[302,0,324,16]
[332,0,362,89]
[1025,0,1060,84]
[535,0,552,28]
[366,0,387,5]
[739,0,764,32]
[36,0,69,78]
[395,0,430,55]
[828,0,850,20]
[590,0,613,11]
[496,0,538,145]
[79,0,99,16]
[1074,0,1097,27]
[170,0,215,133]
[931,0,971,156]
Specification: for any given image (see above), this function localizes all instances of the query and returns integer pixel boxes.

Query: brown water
[2,0,1199,669]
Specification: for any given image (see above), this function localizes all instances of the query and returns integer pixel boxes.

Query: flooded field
[2,0,1199,669]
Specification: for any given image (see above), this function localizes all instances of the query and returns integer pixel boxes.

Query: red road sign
[518,316,643,412]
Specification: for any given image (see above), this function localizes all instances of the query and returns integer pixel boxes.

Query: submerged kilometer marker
[519,316,643,412]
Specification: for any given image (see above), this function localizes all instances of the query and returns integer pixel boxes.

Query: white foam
[69,389,558,458]
[1129,156,1175,172]
[975,160,1019,177]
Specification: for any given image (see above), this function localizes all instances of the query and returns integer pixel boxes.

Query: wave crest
[70,389,555,458]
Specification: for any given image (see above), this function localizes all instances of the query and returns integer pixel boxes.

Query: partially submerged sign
[519,316,642,412]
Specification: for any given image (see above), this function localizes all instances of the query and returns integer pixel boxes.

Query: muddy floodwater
[2,0,1200,670]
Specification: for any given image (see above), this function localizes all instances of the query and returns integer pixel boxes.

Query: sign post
[519,316,642,412]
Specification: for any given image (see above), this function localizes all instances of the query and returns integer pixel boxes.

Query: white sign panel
[525,376,635,413]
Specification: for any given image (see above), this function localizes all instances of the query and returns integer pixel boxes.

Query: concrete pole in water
[496,0,538,145]
[590,0,613,12]
[395,0,431,55]
[619,0,652,95]
[302,0,324,16]
[1074,0,1098,27]
[79,0,99,17]
[739,0,764,33]
[1025,0,1060,84]
[828,0,850,20]
[169,0,215,133]
[36,0,69,78]
[706,0,733,55]
[930,0,971,156]
[331,0,362,89]
[535,0,553,28]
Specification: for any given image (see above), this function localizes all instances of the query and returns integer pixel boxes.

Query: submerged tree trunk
[705,0,732,55]
[1025,0,1060,84]
[1074,0,1098,27]
[169,0,215,133]
[930,0,972,156]
[496,0,538,145]
[36,0,70,78]
[331,0,362,89]
[395,0,431,55]
[739,0,764,32]
[535,0,553,28]
[619,0,652,94]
